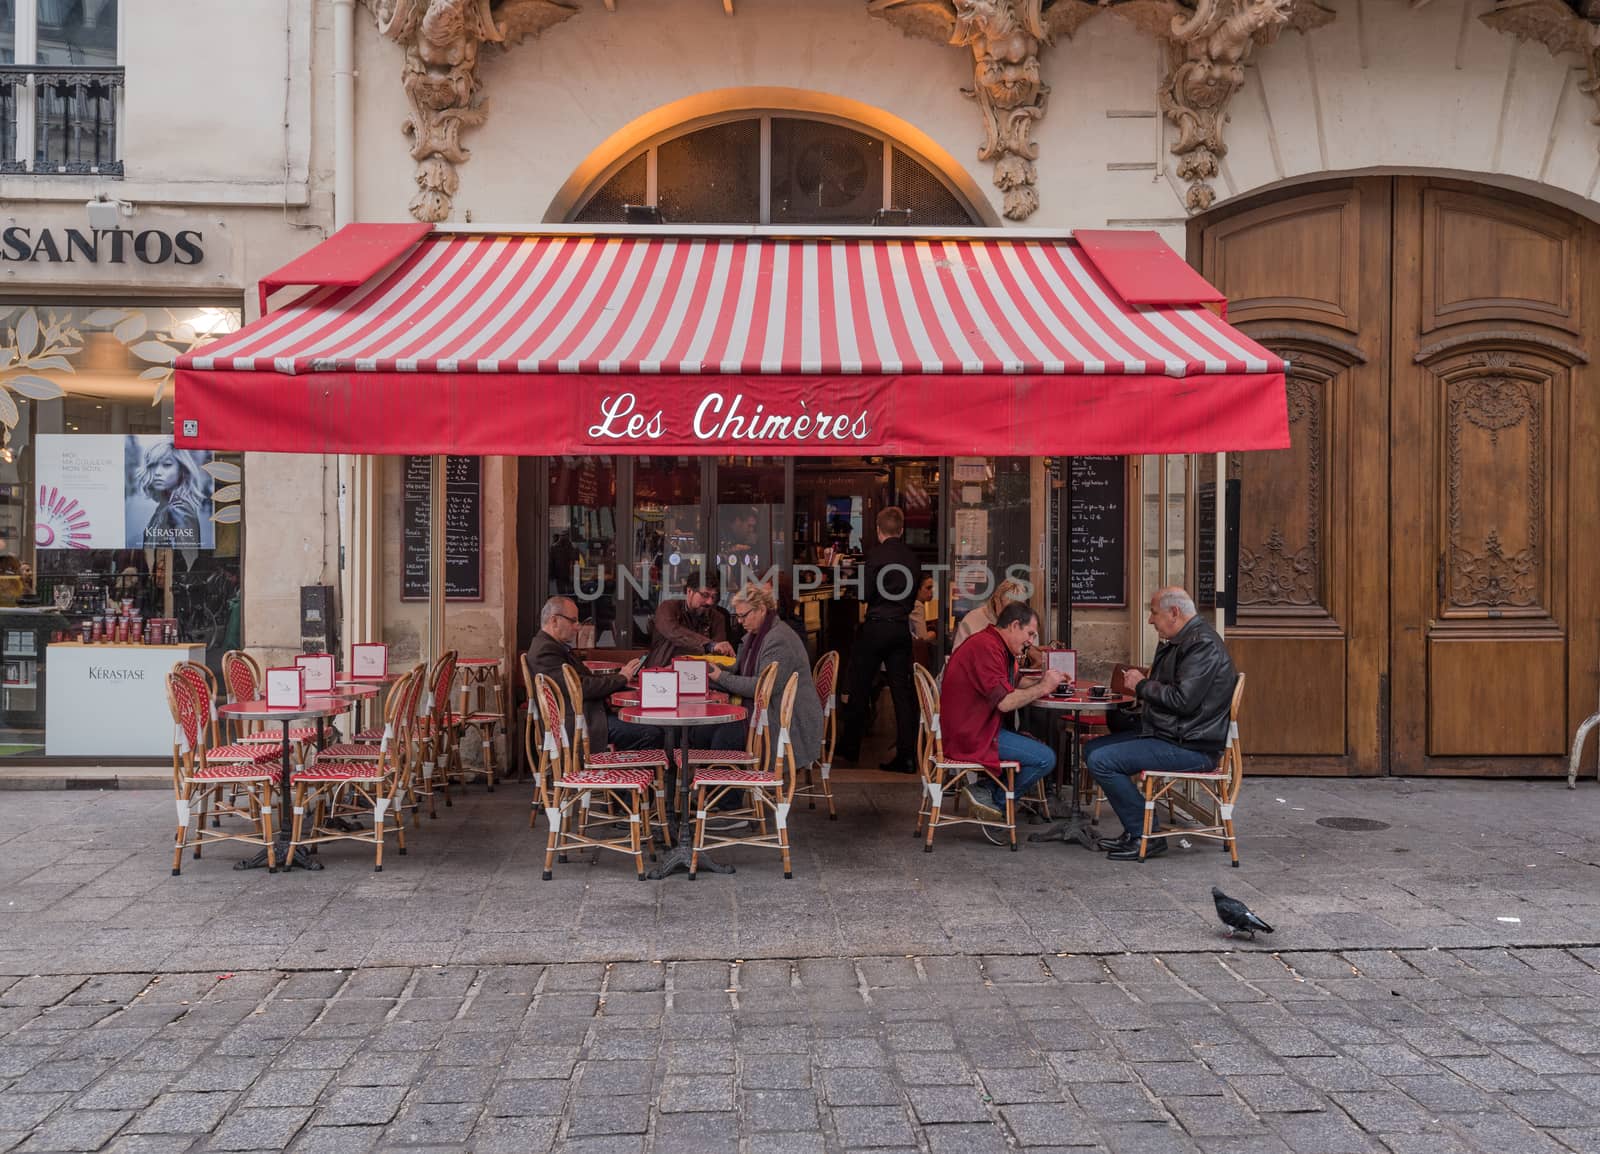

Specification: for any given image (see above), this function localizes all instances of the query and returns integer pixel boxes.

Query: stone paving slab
[2,779,1598,976]
[0,949,1598,1152]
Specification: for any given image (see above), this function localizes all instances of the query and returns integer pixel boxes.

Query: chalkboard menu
[1053,456,1127,606]
[402,455,483,602]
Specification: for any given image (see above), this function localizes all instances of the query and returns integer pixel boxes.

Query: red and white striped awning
[176,226,1288,457]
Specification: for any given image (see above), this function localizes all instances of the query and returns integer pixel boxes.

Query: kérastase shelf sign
[0,226,204,266]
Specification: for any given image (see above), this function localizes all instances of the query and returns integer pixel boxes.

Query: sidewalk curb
[0,768,168,791]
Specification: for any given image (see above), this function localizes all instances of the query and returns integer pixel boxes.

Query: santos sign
[0,225,204,266]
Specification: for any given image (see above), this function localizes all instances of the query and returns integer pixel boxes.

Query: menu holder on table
[639,668,679,710]
[295,652,335,694]
[265,667,306,710]
[1040,646,1077,685]
[673,657,708,696]
[351,643,388,678]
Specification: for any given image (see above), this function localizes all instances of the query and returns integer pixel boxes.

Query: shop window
[0,0,121,175]
[547,455,616,646]
[0,303,242,758]
[657,119,761,225]
[572,111,979,227]
[632,458,703,638]
[949,456,1032,630]
[769,119,883,226]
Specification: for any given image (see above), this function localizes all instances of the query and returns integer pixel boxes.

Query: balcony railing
[0,65,123,177]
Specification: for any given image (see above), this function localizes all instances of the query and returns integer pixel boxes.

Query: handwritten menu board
[1054,456,1127,606]
[402,455,483,602]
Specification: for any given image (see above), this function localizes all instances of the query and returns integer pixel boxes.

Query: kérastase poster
[34,434,214,550]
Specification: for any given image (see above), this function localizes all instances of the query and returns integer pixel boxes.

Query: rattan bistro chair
[165,670,280,875]
[289,667,418,872]
[521,654,545,829]
[1134,674,1247,865]
[912,664,1022,852]
[413,650,458,817]
[559,664,673,842]
[793,650,840,820]
[690,668,801,879]
[533,673,658,881]
[221,650,317,756]
[456,659,507,792]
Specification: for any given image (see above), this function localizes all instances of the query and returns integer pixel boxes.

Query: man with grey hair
[1085,585,1237,861]
[527,596,661,752]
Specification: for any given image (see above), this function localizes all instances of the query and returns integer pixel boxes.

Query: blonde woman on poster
[124,436,213,551]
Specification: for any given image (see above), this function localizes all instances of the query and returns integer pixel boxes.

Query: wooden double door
[1192,177,1600,775]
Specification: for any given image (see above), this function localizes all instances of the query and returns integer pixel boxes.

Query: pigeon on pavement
[1212,886,1273,939]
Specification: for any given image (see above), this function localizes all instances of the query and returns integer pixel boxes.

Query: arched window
[572,113,979,228]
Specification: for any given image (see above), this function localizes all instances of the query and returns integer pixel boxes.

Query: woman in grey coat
[705,581,824,769]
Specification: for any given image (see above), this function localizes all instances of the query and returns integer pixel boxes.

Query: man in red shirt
[938,602,1065,820]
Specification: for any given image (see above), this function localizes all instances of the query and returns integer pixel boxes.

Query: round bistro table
[218,695,352,871]
[619,700,747,879]
[1026,693,1135,848]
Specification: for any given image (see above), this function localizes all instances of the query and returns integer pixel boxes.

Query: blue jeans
[1084,730,1216,837]
[988,729,1057,808]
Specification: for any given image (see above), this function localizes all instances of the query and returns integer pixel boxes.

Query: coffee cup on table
[1090,684,1108,699]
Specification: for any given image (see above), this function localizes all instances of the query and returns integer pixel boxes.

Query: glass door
[632,457,704,641]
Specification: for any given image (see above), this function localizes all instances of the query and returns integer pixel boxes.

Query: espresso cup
[1090,684,1108,699]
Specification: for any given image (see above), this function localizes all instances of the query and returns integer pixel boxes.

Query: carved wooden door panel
[1192,180,1391,774]
[1389,179,1599,772]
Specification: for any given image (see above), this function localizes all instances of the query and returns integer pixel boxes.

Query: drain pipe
[333,0,358,663]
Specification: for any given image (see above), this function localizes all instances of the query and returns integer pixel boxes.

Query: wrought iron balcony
[0,65,123,177]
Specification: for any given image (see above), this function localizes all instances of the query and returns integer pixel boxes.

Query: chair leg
[291,783,307,854]
[821,763,836,820]
[803,763,815,809]
[1006,770,1017,852]
[542,800,561,881]
[1138,777,1155,862]
[777,793,793,879]
[260,788,277,873]
[654,781,672,849]
[171,787,191,875]
[630,795,645,881]
[690,786,706,878]
[923,779,941,854]
[1223,812,1240,867]
[484,728,496,792]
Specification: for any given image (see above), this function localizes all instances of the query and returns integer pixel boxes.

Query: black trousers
[837,618,918,768]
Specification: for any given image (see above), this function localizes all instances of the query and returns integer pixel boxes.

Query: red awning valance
[176,228,1287,457]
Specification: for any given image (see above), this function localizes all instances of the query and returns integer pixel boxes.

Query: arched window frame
[568,108,980,226]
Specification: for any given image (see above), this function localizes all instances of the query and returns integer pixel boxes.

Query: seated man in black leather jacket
[1086,586,1237,861]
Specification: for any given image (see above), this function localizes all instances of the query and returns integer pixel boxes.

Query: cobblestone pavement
[4,779,1600,1151]
[3,779,1599,976]
[4,947,1600,1153]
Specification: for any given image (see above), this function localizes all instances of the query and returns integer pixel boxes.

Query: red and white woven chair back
[426,651,458,722]
[166,669,205,759]
[559,664,590,755]
[812,650,838,711]
[220,650,260,704]
[532,673,570,782]
[773,672,801,782]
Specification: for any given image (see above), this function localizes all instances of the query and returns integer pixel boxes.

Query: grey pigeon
[1212,887,1273,939]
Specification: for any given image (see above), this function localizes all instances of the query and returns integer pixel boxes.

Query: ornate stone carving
[1115,0,1333,211]
[1481,0,1600,137]
[365,0,578,222]
[870,0,1102,219]
[1445,372,1543,608]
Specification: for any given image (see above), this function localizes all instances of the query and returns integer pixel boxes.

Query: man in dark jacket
[645,572,736,669]
[836,506,923,774]
[1086,586,1237,861]
[527,596,661,752]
